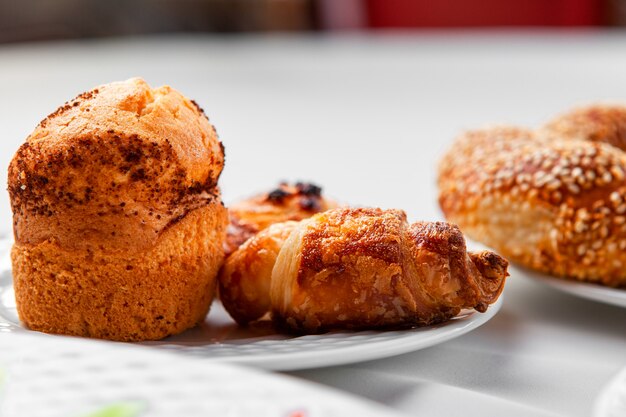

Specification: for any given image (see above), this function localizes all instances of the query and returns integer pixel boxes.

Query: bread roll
[543,105,626,151]
[8,78,227,341]
[438,115,626,287]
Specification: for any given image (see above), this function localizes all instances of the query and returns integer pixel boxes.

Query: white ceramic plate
[0,332,408,417]
[466,239,626,309]
[0,241,502,371]
[594,366,626,417]
[518,267,626,309]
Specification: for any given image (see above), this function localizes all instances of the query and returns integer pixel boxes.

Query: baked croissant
[438,105,626,287]
[219,207,507,333]
[225,182,336,256]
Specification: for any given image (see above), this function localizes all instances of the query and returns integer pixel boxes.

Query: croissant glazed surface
[438,105,626,287]
[8,78,227,341]
[225,182,336,255]
[219,207,507,333]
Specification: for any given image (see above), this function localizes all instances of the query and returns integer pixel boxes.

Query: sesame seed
[534,177,548,187]
[550,229,558,241]
[610,192,622,204]
[592,200,605,210]
[611,166,625,180]
[571,167,583,178]
[568,184,581,194]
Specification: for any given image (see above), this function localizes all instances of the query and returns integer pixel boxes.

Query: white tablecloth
[1,32,625,417]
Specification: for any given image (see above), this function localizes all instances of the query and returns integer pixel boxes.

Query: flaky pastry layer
[220,208,507,333]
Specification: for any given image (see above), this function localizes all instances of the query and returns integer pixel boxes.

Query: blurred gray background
[2,0,626,44]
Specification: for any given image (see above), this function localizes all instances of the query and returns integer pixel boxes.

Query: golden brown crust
[468,251,509,309]
[407,221,506,313]
[543,105,626,151]
[8,78,227,340]
[219,208,507,333]
[219,221,299,325]
[12,202,227,342]
[438,109,626,287]
[9,77,224,252]
[225,182,336,255]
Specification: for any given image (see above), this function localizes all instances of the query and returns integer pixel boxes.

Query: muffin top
[8,78,224,251]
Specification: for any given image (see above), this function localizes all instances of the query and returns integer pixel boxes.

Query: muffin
[8,78,227,341]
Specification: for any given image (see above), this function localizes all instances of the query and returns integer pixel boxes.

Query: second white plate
[467,239,626,309]
[594,366,626,417]
[0,332,408,417]
[519,267,626,309]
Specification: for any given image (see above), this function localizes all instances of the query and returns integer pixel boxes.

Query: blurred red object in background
[367,0,603,27]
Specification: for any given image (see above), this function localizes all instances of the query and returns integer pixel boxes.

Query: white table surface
[1,32,625,417]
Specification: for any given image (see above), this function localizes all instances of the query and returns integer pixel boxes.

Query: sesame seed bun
[438,106,626,288]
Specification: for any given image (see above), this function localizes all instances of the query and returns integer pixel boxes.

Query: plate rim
[156,297,503,371]
[466,239,626,309]
[0,295,503,371]
[518,266,626,309]
[0,238,504,371]
[593,365,626,417]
